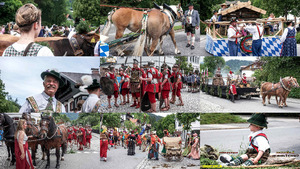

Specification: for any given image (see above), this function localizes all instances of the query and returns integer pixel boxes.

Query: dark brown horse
[39,115,68,169]
[0,113,16,166]
[22,113,46,166]
[261,77,298,108]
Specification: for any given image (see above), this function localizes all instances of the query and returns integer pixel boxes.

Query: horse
[22,113,46,166]
[101,3,183,56]
[0,113,16,165]
[272,77,299,107]
[39,115,68,169]
[260,77,298,108]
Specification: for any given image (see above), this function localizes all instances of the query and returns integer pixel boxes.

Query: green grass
[201,113,247,124]
[173,25,183,31]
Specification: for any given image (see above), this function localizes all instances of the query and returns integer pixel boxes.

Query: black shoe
[220,156,230,163]
[186,43,191,47]
[191,45,195,50]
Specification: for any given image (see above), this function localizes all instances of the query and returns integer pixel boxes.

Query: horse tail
[260,82,265,96]
[133,12,148,56]
[101,9,115,36]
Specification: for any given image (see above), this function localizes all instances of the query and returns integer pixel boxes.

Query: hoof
[61,157,64,161]
[56,164,60,169]
[263,104,266,106]
[45,165,50,169]
[268,102,271,104]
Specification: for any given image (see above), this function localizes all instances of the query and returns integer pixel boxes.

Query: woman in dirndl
[161,130,169,156]
[280,21,297,56]
[15,119,34,169]
[127,131,136,155]
[187,133,200,160]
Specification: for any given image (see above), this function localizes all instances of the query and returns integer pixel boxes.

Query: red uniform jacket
[145,67,160,93]
[229,84,237,95]
[162,71,170,91]
[242,75,247,84]
[172,71,182,89]
[86,129,92,139]
[120,73,130,89]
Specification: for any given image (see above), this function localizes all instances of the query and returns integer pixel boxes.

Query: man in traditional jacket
[81,78,101,113]
[19,69,66,113]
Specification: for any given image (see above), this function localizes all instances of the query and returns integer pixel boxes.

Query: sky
[0,57,99,105]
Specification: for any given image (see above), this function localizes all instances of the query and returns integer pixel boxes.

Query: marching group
[100,127,200,162]
[102,59,194,112]
[67,125,93,151]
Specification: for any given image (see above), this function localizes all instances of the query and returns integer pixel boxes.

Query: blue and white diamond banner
[205,34,282,56]
[100,42,109,57]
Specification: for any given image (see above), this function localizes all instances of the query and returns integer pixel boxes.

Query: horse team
[0,113,68,169]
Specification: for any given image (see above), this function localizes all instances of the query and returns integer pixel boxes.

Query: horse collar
[280,78,291,92]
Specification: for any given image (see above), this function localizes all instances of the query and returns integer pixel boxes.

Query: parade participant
[229,80,237,103]
[136,132,142,150]
[141,133,147,152]
[73,125,78,146]
[113,128,118,149]
[266,13,275,35]
[228,18,242,56]
[242,73,247,85]
[170,64,184,106]
[218,3,228,22]
[229,69,234,79]
[2,3,53,56]
[127,131,136,155]
[191,71,196,93]
[210,11,219,30]
[100,125,109,162]
[187,133,200,160]
[244,20,263,56]
[67,126,73,147]
[124,131,129,149]
[19,69,65,113]
[161,129,170,156]
[160,65,171,111]
[86,125,92,149]
[106,65,119,108]
[81,78,101,113]
[182,132,192,157]
[182,3,200,50]
[0,127,3,146]
[280,21,297,56]
[140,61,160,112]
[226,114,270,166]
[121,132,124,147]
[148,131,161,160]
[130,59,142,109]
[119,68,130,105]
[78,125,86,151]
[187,72,192,92]
[14,119,34,169]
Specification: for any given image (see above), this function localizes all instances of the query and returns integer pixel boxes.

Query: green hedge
[296,32,300,44]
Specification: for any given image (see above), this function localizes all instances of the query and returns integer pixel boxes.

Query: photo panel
[199,1,299,57]
[0,112,100,169]
[100,56,201,113]
[100,112,200,169]
[200,113,300,168]
[199,56,300,113]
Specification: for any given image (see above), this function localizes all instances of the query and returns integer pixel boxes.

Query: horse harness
[69,35,96,56]
[263,78,292,94]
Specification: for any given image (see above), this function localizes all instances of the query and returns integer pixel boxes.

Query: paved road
[201,116,300,159]
[101,23,201,56]
[100,140,200,169]
[0,133,100,169]
[200,91,300,113]
[100,87,201,113]
[199,35,300,56]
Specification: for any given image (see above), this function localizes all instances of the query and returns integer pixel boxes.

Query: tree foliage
[0,78,20,113]
[101,113,122,128]
[154,114,175,138]
[176,113,200,131]
[0,0,23,25]
[73,0,101,26]
[203,56,225,74]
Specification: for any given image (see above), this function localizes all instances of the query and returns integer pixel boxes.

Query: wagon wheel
[175,155,183,161]
[166,155,172,161]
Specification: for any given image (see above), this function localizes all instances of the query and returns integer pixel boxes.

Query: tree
[176,113,200,131]
[0,0,23,25]
[73,0,101,26]
[53,113,71,123]
[175,56,194,74]
[0,78,8,113]
[154,114,175,138]
[102,113,122,128]
[203,56,225,74]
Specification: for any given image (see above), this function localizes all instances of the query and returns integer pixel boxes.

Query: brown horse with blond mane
[260,77,299,108]
[101,3,183,56]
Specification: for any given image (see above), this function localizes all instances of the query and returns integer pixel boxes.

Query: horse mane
[3,113,16,139]
[41,115,57,136]
[4,113,13,125]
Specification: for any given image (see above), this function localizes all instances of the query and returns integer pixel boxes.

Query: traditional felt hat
[230,18,238,24]
[133,59,139,65]
[41,69,65,88]
[108,65,114,71]
[247,113,268,128]
[85,79,100,90]
[187,3,193,7]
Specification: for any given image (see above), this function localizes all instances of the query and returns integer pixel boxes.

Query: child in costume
[223,113,270,166]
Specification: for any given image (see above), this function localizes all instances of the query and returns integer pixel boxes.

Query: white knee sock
[191,36,195,45]
[187,34,190,43]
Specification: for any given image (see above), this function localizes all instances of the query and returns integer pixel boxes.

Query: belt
[149,78,158,84]
[287,36,295,38]
[100,139,108,141]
